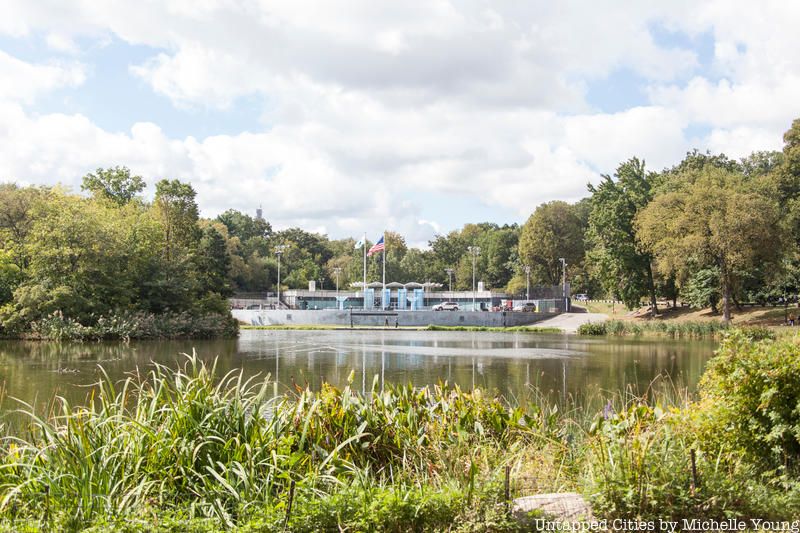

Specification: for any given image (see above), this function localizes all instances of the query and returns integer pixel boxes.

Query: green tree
[586,158,659,314]
[1,191,157,327]
[196,223,232,297]
[518,201,584,286]
[0,184,46,269]
[81,166,145,206]
[153,179,200,261]
[0,249,22,305]
[680,267,721,312]
[636,165,783,321]
[366,231,407,283]
[216,209,272,242]
[147,179,201,311]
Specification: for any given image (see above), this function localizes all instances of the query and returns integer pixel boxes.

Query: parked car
[513,302,537,312]
[433,301,459,311]
[575,293,589,302]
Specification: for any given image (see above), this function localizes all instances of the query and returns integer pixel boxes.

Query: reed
[1,334,798,529]
[424,325,562,333]
[0,353,538,530]
[578,320,775,340]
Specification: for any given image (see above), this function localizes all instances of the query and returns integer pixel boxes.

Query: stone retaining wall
[232,309,558,327]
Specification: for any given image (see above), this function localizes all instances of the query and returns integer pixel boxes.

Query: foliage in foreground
[585,331,800,520]
[0,354,539,531]
[2,331,800,530]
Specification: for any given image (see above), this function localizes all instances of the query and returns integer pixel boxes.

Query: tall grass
[0,354,539,530]
[1,334,799,529]
[425,325,562,333]
[578,319,775,340]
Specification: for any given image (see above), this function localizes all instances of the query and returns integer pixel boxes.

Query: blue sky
[1,1,799,246]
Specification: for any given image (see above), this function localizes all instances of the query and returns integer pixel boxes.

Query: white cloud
[45,33,80,54]
[0,50,85,102]
[1,1,800,244]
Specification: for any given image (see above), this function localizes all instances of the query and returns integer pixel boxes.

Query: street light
[467,246,481,311]
[445,268,454,293]
[333,267,342,297]
[558,257,567,311]
[275,244,286,308]
[523,265,531,301]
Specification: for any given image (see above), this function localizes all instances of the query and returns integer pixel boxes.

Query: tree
[518,201,584,286]
[586,158,659,314]
[196,223,232,297]
[147,179,201,311]
[7,191,147,322]
[367,231,407,283]
[216,209,272,242]
[81,166,145,206]
[0,249,22,305]
[680,267,721,312]
[153,179,200,262]
[636,165,783,321]
[0,184,46,269]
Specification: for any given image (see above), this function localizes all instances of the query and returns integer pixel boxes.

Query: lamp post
[333,267,342,295]
[468,246,480,311]
[523,265,531,301]
[275,244,286,308]
[333,267,342,310]
[445,268,454,293]
[559,257,567,311]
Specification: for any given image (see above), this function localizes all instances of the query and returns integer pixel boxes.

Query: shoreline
[240,324,565,333]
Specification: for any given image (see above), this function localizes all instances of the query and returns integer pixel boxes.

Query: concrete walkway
[535,312,608,333]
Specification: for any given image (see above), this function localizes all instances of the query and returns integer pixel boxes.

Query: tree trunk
[646,262,658,318]
[721,277,732,322]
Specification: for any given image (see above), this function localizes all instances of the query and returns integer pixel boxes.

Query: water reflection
[0,330,717,414]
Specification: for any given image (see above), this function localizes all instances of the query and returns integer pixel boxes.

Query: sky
[2,1,800,247]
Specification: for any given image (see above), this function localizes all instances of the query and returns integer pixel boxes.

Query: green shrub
[26,310,239,340]
[586,401,721,519]
[737,325,776,341]
[586,396,800,520]
[696,332,800,474]
[580,319,736,338]
[577,322,607,335]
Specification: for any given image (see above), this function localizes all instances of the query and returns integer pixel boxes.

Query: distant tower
[256,205,263,220]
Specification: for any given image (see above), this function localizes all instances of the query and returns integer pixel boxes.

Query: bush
[586,396,800,520]
[579,319,739,339]
[696,331,800,474]
[26,310,239,340]
[577,322,607,335]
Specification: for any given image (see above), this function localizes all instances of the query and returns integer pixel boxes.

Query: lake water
[0,330,717,416]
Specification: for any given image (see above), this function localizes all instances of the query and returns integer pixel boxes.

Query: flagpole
[362,232,367,309]
[383,231,386,291]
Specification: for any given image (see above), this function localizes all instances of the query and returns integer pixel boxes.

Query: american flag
[367,235,384,256]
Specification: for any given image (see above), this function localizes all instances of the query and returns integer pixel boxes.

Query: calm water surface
[0,330,717,414]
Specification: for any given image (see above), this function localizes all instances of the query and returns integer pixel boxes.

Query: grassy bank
[1,331,799,530]
[241,324,347,331]
[577,319,779,339]
[3,310,240,341]
[425,325,562,333]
